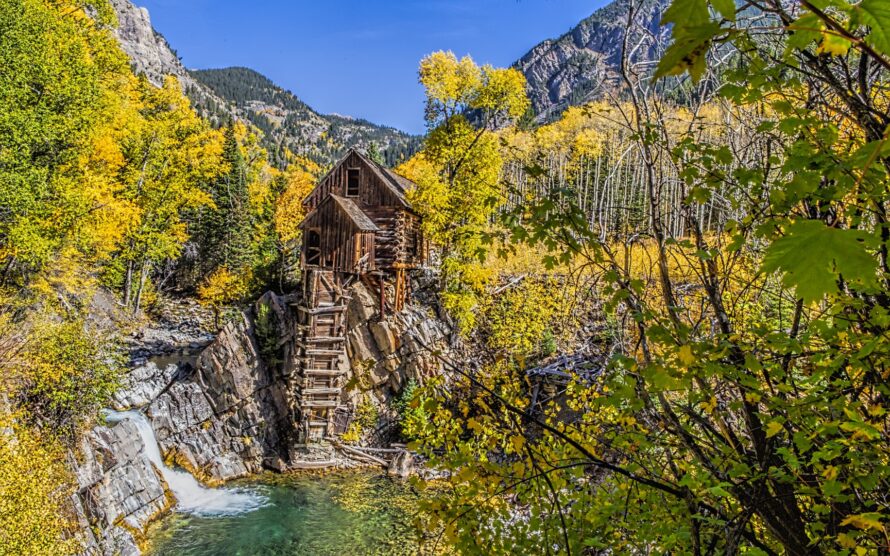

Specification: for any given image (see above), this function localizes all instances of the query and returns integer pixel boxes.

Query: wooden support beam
[379,274,386,317]
[301,400,340,408]
[302,387,341,396]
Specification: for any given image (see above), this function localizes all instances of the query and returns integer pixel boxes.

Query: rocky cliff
[515,0,669,122]
[74,278,452,554]
[73,420,172,556]
[147,313,294,482]
[108,0,419,167]
[342,280,452,407]
[109,0,197,90]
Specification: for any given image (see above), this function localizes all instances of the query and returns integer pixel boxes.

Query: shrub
[253,302,280,367]
[17,318,121,435]
[197,267,251,327]
[340,398,379,444]
[394,379,429,441]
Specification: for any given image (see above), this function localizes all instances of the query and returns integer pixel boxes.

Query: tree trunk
[123,259,134,309]
[133,259,148,315]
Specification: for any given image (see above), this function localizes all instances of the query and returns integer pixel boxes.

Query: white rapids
[104,409,267,516]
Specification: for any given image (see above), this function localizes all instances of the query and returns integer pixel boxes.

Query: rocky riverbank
[71,278,453,555]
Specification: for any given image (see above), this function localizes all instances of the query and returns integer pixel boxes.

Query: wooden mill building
[293,148,426,444]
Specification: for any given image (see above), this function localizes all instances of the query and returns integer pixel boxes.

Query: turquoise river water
[145,471,437,556]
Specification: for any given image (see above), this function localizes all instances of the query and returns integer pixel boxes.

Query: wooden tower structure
[294,149,426,443]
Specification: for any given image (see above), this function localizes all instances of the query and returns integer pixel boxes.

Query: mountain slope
[515,0,669,122]
[109,0,419,168]
[188,68,420,168]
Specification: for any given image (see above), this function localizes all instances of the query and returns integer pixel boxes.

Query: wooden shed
[299,148,426,275]
[291,149,427,444]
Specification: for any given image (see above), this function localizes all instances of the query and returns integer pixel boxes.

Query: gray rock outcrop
[73,420,171,556]
[112,361,178,410]
[147,313,292,483]
[109,0,196,89]
[514,0,670,121]
[340,280,453,444]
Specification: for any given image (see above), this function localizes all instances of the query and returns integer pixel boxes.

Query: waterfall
[104,410,267,516]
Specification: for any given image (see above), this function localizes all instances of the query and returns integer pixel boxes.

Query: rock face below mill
[73,420,171,556]
[341,280,454,443]
[147,313,292,483]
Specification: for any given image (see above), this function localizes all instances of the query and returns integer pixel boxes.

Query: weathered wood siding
[302,150,426,273]
[301,197,376,273]
[304,152,404,211]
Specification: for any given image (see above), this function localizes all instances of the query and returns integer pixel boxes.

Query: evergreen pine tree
[194,125,255,277]
[367,141,385,166]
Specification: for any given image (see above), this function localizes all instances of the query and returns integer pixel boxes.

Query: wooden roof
[299,193,380,232]
[303,148,417,210]
[330,194,379,231]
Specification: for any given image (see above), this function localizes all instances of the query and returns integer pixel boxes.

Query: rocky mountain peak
[515,0,670,122]
[109,0,195,88]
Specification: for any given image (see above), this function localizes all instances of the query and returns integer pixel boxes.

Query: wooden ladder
[294,269,349,443]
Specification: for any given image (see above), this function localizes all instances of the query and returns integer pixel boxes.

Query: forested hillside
[189,67,421,168]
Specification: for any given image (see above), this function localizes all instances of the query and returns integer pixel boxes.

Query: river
[105,410,437,555]
[145,471,434,555]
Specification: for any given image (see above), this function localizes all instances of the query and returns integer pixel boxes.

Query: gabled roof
[350,149,416,208]
[330,194,379,231]
[303,148,418,209]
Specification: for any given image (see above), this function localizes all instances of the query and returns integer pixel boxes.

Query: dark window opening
[409,229,419,257]
[346,168,360,197]
[306,229,321,266]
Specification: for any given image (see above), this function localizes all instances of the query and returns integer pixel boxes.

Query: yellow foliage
[197,267,252,311]
[0,418,80,556]
[14,316,121,432]
[484,277,574,357]
[274,162,318,247]
[419,51,529,123]
[419,51,482,116]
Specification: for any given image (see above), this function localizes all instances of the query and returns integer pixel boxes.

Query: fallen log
[331,441,389,466]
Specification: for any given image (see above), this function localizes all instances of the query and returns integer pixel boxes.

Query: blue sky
[136,0,607,134]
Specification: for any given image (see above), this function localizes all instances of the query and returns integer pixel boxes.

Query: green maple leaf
[761,220,879,303]
[657,0,726,82]
[858,0,890,57]
[710,0,736,21]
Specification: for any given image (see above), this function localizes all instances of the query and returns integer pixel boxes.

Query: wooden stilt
[379,274,386,317]
[393,270,402,312]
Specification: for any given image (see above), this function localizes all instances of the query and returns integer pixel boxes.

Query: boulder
[346,281,378,328]
[387,450,416,479]
[370,321,400,355]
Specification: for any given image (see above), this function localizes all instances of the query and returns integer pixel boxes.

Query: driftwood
[353,447,404,454]
[331,440,390,466]
[491,274,527,295]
